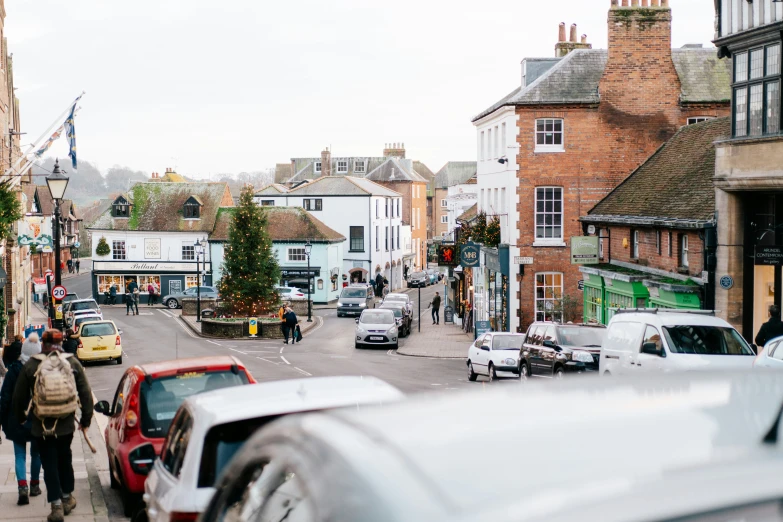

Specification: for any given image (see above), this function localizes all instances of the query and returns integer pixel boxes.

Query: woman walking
[21,332,41,364]
[0,342,42,505]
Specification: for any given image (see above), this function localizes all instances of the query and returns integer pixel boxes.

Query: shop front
[92,261,213,304]
[280,266,325,301]
[472,246,510,332]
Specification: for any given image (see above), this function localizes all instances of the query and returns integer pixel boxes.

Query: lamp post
[304,240,312,322]
[195,238,205,322]
[46,159,69,331]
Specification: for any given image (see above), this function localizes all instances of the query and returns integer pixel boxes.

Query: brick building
[580,118,730,323]
[472,0,731,329]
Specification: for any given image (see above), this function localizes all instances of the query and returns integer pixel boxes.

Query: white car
[65,299,102,327]
[383,293,413,314]
[143,376,403,522]
[467,332,526,381]
[753,335,783,369]
[599,309,755,376]
[276,286,307,301]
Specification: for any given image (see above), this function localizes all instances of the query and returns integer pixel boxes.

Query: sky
[7,0,719,179]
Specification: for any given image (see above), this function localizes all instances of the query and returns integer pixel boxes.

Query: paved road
[64,268,518,520]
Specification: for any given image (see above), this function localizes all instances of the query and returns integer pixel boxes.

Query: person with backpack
[0,341,42,506]
[12,329,94,522]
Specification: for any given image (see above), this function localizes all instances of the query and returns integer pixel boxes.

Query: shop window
[185,275,199,289]
[534,187,563,242]
[137,275,161,293]
[680,234,689,267]
[605,291,634,322]
[112,241,126,260]
[535,272,563,322]
[182,244,195,261]
[535,118,564,152]
[584,286,602,324]
[97,275,124,294]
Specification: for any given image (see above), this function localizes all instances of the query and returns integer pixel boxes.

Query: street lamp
[46,159,69,331]
[304,240,312,322]
[195,238,206,322]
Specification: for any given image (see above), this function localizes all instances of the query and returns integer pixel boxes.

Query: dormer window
[184,196,202,219]
[112,196,130,218]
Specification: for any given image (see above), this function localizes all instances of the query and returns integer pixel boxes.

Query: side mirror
[642,342,664,357]
[94,400,111,416]
[480,345,490,351]
[355,318,360,324]
[542,340,557,349]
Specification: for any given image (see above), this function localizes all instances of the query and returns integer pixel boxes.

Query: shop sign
[93,261,198,272]
[475,320,491,339]
[437,245,458,267]
[577,280,584,291]
[460,242,480,268]
[571,236,599,265]
[280,267,321,277]
[755,246,783,266]
[514,257,534,265]
[484,250,501,273]
[169,280,183,294]
[145,238,161,259]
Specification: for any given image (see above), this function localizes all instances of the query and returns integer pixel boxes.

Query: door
[474,334,492,374]
[528,326,545,375]
[150,408,194,520]
[538,326,558,376]
[107,374,128,481]
[634,325,666,373]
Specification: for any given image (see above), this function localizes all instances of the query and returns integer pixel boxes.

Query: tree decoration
[472,211,488,244]
[96,236,111,257]
[485,216,501,248]
[0,179,21,241]
[218,186,280,316]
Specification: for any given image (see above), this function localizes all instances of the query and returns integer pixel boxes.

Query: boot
[30,482,41,497]
[62,495,77,515]
[17,486,29,505]
[47,503,64,522]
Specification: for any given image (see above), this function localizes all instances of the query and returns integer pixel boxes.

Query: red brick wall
[602,225,705,276]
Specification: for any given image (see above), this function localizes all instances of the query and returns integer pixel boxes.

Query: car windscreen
[80,323,116,337]
[381,306,403,318]
[412,272,427,279]
[72,301,98,311]
[139,370,249,438]
[360,311,394,324]
[557,327,606,348]
[75,316,101,326]
[492,335,525,350]
[341,288,366,298]
[198,416,278,488]
[663,325,754,355]
[385,295,407,303]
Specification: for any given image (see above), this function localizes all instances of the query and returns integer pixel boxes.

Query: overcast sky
[7,0,718,178]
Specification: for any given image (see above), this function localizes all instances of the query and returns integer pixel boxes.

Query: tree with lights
[218,185,280,316]
[485,216,501,248]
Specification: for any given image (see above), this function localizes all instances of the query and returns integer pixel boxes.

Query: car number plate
[370,336,383,341]
[94,346,107,351]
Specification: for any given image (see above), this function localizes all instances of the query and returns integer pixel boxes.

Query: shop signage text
[571,236,599,265]
[93,261,202,272]
[460,242,480,268]
[514,257,534,265]
[755,246,783,266]
[145,238,161,259]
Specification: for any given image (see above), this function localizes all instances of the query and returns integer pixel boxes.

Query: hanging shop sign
[571,236,600,265]
[460,242,480,268]
[437,245,458,267]
[755,246,783,266]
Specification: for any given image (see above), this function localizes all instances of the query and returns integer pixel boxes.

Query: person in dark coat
[109,284,117,305]
[375,272,384,297]
[0,341,41,505]
[62,329,79,355]
[431,292,441,325]
[756,305,783,348]
[74,260,80,274]
[282,307,299,344]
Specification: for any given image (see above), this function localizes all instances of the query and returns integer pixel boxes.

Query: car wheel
[166,299,178,309]
[468,361,477,382]
[488,363,497,382]
[518,361,530,380]
[117,355,123,365]
[355,342,362,349]
[337,313,343,318]
[109,459,120,489]
[121,487,138,518]
[554,366,565,379]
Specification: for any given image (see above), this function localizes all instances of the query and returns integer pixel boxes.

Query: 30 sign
[438,245,458,267]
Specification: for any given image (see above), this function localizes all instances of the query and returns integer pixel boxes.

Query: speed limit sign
[52,285,67,300]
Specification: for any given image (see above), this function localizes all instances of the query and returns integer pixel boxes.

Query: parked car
[753,335,783,369]
[407,271,428,288]
[65,298,101,327]
[144,376,403,522]
[599,309,755,377]
[73,320,123,364]
[198,371,783,522]
[519,322,607,378]
[163,286,219,309]
[275,286,307,301]
[72,313,103,331]
[337,285,375,317]
[62,293,80,305]
[467,332,525,381]
[383,292,413,314]
[94,356,255,516]
[379,302,412,337]
[426,268,439,285]
[355,308,398,349]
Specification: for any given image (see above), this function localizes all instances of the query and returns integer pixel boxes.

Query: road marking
[431,383,442,386]
[242,350,279,354]
[281,356,291,365]
[158,310,174,318]
[293,367,312,377]
[206,340,222,346]
[256,356,281,365]
[228,347,248,355]
[175,316,200,339]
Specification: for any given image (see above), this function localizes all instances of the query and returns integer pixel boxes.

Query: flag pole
[2,92,85,187]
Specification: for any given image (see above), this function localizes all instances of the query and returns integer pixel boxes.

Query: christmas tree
[218,186,280,315]
[96,236,110,257]
[485,216,501,248]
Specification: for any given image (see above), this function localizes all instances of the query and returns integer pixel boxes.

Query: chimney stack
[383,142,406,158]
[321,147,332,176]
[555,23,592,57]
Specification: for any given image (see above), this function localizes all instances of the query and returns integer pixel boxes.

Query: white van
[599,309,755,376]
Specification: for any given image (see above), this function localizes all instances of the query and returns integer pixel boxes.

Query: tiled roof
[458,203,478,222]
[282,176,401,197]
[412,161,435,180]
[255,183,290,196]
[287,157,388,183]
[586,117,730,223]
[89,182,232,232]
[473,47,731,121]
[210,206,345,243]
[365,158,429,183]
[434,162,478,189]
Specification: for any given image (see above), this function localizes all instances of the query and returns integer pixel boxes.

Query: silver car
[355,309,398,349]
[162,286,219,309]
[383,292,412,314]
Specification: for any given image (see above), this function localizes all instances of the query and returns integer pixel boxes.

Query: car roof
[70,298,98,304]
[610,311,733,328]
[285,371,783,519]
[385,293,409,299]
[184,376,403,429]
[138,355,246,377]
[78,319,115,327]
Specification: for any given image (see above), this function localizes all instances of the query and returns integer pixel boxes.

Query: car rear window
[341,288,366,298]
[381,306,403,318]
[557,326,606,348]
[80,323,116,337]
[72,301,98,311]
[139,370,249,438]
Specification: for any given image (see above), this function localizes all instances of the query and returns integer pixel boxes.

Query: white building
[446,181,478,235]
[255,176,405,290]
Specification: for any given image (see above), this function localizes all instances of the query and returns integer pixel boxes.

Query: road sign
[248,317,258,337]
[52,285,67,300]
[577,280,585,291]
[460,242,480,268]
[514,257,534,265]
[55,304,63,320]
[74,241,81,248]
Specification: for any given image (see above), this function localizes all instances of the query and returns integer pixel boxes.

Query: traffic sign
[577,280,585,291]
[52,285,67,300]
[248,317,258,337]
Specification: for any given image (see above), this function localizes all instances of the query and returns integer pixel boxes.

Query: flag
[63,94,82,169]
[33,124,64,158]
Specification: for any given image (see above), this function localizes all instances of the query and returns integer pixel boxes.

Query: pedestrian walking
[62,329,79,355]
[756,304,783,348]
[74,260,80,274]
[125,293,134,316]
[0,341,42,505]
[431,291,441,325]
[147,282,156,306]
[109,284,117,305]
[282,306,299,344]
[21,332,42,364]
[12,329,94,522]
[66,259,73,274]
[375,272,384,298]
[60,261,65,273]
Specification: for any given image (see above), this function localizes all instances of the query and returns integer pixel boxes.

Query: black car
[379,302,412,337]
[519,322,607,378]
[407,271,428,288]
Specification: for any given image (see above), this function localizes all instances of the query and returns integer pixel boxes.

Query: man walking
[756,304,783,347]
[375,272,384,298]
[431,291,441,325]
[13,329,94,522]
[66,259,73,274]
[74,260,80,274]
[282,306,299,344]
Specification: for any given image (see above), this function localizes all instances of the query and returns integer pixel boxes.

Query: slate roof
[274,163,293,184]
[210,206,345,243]
[255,183,290,195]
[434,162,478,189]
[287,157,388,183]
[458,203,478,222]
[585,117,730,224]
[412,161,435,181]
[89,182,232,232]
[365,158,429,183]
[472,47,731,121]
[270,176,401,197]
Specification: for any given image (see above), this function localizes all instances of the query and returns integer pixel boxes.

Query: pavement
[396,295,473,358]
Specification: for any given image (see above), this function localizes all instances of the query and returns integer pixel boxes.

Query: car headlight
[359,302,367,307]
[504,358,516,366]
[356,325,365,333]
[572,351,594,363]
[338,302,344,307]
[388,326,398,334]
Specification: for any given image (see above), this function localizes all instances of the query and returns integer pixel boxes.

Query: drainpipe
[702,223,717,311]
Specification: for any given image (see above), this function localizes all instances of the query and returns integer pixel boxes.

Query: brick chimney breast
[383,142,406,158]
[321,147,332,176]
[555,23,592,57]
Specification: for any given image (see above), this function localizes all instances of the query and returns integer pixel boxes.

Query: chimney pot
[581,34,588,44]
[569,24,577,43]
[558,22,566,42]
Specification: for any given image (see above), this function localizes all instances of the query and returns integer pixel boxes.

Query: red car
[94,356,256,517]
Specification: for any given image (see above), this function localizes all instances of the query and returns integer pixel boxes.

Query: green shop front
[580,265,703,324]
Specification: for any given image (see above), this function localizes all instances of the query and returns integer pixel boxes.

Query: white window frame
[631,230,640,259]
[535,118,565,153]
[354,160,366,174]
[314,161,322,174]
[112,240,126,260]
[440,215,448,224]
[680,234,689,267]
[535,272,563,322]
[687,116,714,125]
[533,187,565,246]
[185,275,199,289]
[441,199,447,208]
[494,125,500,158]
[336,160,348,174]
[287,247,307,262]
[487,128,493,160]
[375,225,379,251]
[480,131,485,161]
[501,122,507,156]
[182,244,195,261]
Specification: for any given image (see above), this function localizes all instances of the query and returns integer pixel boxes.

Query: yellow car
[75,320,123,364]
